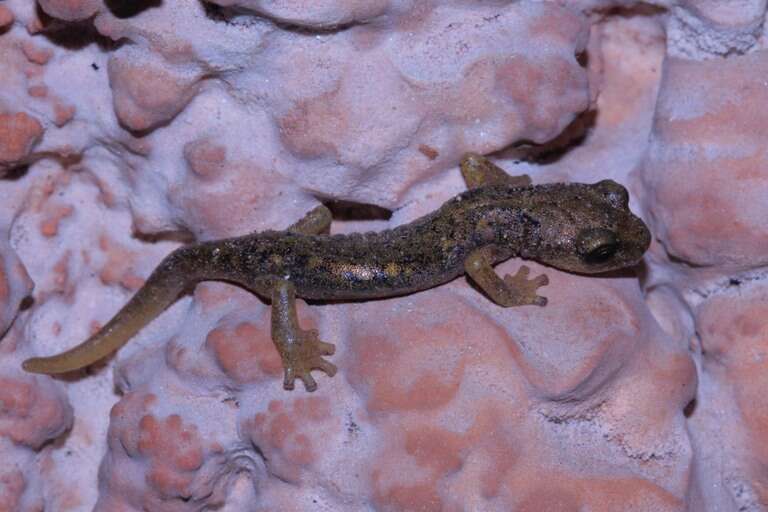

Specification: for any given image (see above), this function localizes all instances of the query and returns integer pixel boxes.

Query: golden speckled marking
[384,262,401,277]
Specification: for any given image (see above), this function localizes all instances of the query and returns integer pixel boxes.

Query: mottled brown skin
[22,154,651,391]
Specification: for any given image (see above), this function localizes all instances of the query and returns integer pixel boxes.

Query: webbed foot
[271,279,337,392]
[503,265,548,307]
[460,152,532,189]
[278,327,337,392]
[288,204,332,235]
[464,247,549,307]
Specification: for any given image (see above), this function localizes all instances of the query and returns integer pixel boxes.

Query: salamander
[22,154,651,391]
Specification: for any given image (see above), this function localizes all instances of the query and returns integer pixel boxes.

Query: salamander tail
[22,247,197,374]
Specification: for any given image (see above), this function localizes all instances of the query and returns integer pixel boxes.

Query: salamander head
[522,180,651,274]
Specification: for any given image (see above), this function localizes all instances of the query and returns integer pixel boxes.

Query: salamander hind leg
[271,279,336,391]
[460,153,532,189]
[464,247,548,307]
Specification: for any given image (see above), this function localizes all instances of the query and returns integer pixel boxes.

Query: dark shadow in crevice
[1,165,31,182]
[492,108,599,165]
[201,1,259,27]
[40,420,74,450]
[19,296,35,311]
[666,251,707,269]
[104,0,162,19]
[322,199,393,222]
[683,398,697,418]
[593,2,668,18]
[271,16,360,36]
[34,4,125,51]
[132,227,197,245]
[122,124,158,140]
[1,152,82,184]
[250,441,269,462]
[575,49,589,68]
[635,257,650,290]
[200,0,360,34]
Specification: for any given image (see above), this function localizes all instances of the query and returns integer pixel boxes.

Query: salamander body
[22,154,651,391]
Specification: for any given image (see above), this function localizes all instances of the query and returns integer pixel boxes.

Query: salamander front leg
[464,247,548,307]
[271,279,336,391]
[288,204,332,235]
[460,152,531,189]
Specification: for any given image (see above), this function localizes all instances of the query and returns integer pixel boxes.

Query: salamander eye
[577,228,618,264]
[585,243,617,263]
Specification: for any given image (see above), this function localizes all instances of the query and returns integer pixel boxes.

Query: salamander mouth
[621,215,652,262]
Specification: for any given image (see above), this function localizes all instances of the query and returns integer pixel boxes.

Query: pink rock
[37,0,100,22]
[27,84,48,98]
[183,138,227,180]
[669,0,766,57]
[205,317,283,386]
[0,5,14,31]
[0,468,26,511]
[21,41,53,65]
[0,112,43,174]
[108,53,201,133]
[341,276,694,510]
[643,51,768,268]
[240,395,336,483]
[52,101,76,127]
[682,0,767,26]
[2,1,767,510]
[0,373,72,449]
[692,281,768,509]
[272,2,591,206]
[529,14,665,186]
[97,234,145,291]
[39,203,73,238]
[95,391,232,511]
[170,153,314,238]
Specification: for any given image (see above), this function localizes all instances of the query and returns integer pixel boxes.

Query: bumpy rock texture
[0,0,766,510]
